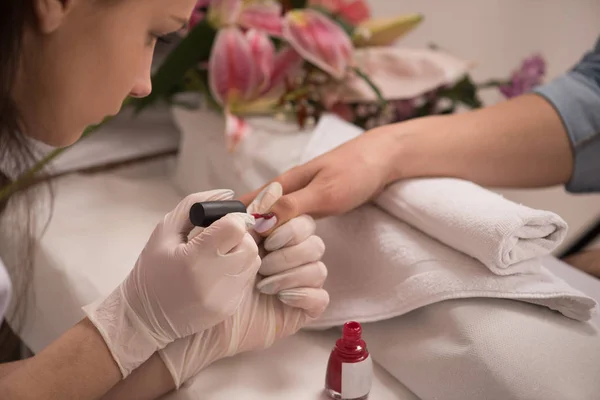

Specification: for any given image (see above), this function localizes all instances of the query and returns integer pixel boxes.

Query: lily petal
[208,27,260,107]
[225,110,251,152]
[309,0,371,25]
[265,46,303,94]
[335,46,472,102]
[245,29,275,92]
[207,0,243,28]
[282,9,353,80]
[239,0,284,36]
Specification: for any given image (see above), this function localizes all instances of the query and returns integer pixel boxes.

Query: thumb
[163,189,234,240]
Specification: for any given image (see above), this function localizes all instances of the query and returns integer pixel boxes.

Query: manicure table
[14,107,600,399]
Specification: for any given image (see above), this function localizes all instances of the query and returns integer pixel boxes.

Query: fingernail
[277,289,306,305]
[253,214,278,233]
[256,280,278,295]
[249,182,283,214]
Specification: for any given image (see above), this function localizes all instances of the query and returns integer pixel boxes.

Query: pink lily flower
[282,9,354,80]
[207,0,283,36]
[188,0,212,30]
[308,0,371,25]
[208,27,302,150]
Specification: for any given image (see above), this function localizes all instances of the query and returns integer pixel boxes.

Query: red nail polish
[324,321,372,400]
[251,212,275,220]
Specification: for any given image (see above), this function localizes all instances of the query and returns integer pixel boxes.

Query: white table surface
[18,109,600,399]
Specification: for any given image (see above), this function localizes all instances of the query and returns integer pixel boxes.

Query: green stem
[476,79,510,89]
[352,66,387,107]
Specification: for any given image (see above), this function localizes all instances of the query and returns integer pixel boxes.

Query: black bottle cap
[189,200,247,227]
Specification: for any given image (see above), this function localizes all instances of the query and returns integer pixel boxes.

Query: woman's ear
[32,0,72,33]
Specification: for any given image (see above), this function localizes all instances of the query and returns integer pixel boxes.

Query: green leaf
[352,67,387,108]
[131,21,217,112]
[440,75,483,109]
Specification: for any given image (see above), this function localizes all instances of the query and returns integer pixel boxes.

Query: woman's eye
[156,34,172,44]
[148,33,172,46]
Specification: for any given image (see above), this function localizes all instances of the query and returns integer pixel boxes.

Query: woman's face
[14,0,196,147]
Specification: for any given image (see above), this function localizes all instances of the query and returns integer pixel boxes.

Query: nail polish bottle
[325,321,373,400]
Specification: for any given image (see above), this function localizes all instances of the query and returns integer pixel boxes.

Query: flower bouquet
[131,0,545,151]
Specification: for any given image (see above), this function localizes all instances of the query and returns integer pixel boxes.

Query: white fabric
[0,257,11,323]
[362,297,600,400]
[308,204,596,328]
[375,178,568,275]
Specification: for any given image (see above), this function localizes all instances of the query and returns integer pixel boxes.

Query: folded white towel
[309,204,596,328]
[375,178,568,275]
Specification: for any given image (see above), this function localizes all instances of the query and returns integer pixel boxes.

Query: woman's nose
[129,76,152,98]
[129,55,153,98]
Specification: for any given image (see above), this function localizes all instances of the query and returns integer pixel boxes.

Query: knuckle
[277,195,299,215]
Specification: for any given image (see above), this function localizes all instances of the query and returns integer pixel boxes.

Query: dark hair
[0,1,45,361]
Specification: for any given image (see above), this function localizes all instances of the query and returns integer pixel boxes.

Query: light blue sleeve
[532,37,600,193]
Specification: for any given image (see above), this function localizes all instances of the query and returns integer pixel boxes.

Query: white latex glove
[159,183,330,388]
[83,189,260,378]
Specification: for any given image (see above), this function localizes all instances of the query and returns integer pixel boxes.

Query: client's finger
[259,235,325,275]
[277,288,330,319]
[256,261,327,295]
[253,186,328,236]
[239,163,319,208]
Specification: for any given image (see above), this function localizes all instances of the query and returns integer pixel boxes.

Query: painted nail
[253,214,278,233]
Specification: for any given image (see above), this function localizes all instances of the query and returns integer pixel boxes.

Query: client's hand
[158,183,329,388]
[83,189,260,378]
[238,126,401,234]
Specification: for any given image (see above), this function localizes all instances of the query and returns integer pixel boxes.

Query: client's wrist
[366,115,447,185]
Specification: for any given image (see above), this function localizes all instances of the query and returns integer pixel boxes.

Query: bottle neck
[334,321,368,357]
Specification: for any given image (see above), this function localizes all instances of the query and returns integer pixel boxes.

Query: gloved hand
[159,183,330,388]
[83,189,260,378]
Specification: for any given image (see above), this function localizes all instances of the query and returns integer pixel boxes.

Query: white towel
[302,114,568,276]
[375,178,568,275]
[308,204,596,328]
